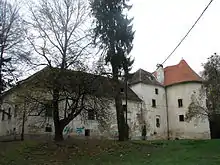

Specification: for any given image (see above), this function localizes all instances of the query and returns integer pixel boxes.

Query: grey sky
[130,0,219,74]
[18,0,218,76]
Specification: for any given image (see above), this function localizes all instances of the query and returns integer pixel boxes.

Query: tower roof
[164,59,202,86]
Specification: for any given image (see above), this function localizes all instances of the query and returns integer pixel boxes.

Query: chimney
[155,64,164,84]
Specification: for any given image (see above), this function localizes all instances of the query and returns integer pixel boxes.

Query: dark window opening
[8,108,11,120]
[45,125,52,132]
[45,104,53,117]
[88,110,95,120]
[2,110,5,121]
[178,99,183,107]
[152,99,156,107]
[179,115,185,122]
[150,76,154,81]
[120,88,124,93]
[85,129,90,136]
[155,88,158,94]
[123,105,127,112]
[156,116,160,128]
[136,113,141,120]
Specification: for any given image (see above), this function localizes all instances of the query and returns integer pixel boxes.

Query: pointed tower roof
[164,59,202,86]
[129,68,162,86]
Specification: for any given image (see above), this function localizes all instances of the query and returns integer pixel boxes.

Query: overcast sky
[129,0,219,74]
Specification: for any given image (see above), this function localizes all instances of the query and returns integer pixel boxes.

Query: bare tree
[186,54,220,121]
[21,0,98,141]
[0,0,30,118]
[11,66,112,141]
[186,87,209,120]
[186,53,220,138]
[27,0,91,69]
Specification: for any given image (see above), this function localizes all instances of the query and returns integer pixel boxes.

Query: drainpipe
[165,87,170,140]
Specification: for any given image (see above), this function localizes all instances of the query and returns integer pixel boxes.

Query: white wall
[1,81,211,140]
[130,83,168,139]
[0,93,18,136]
[166,82,210,139]
[0,93,142,140]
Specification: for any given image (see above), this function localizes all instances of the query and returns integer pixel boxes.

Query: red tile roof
[164,59,202,86]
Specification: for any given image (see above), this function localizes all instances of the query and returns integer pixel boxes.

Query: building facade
[128,59,210,139]
[0,59,211,140]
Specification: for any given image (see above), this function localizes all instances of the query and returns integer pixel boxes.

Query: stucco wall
[0,81,211,140]
[0,93,142,140]
[166,82,210,139]
[0,93,18,136]
[130,83,168,139]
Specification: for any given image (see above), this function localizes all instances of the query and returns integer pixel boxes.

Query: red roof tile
[164,59,202,86]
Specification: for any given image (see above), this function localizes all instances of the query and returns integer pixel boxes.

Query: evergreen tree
[91,0,135,141]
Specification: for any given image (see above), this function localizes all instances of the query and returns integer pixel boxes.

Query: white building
[0,59,210,140]
[129,59,210,139]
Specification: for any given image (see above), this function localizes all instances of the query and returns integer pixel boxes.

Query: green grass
[0,139,220,165]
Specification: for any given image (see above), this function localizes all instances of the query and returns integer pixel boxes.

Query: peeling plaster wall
[166,82,210,139]
[130,83,168,140]
[0,81,211,140]
[0,93,142,140]
[0,93,18,136]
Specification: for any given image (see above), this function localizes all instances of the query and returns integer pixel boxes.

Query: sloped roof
[3,67,141,102]
[164,59,202,86]
[129,69,162,86]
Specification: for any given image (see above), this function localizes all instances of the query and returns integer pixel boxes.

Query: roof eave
[165,80,203,88]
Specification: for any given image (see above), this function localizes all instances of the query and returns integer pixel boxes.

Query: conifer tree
[91,0,135,141]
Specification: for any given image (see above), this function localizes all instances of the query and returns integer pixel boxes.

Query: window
[155,88,158,94]
[8,108,11,120]
[123,105,127,112]
[45,124,52,132]
[152,99,156,107]
[156,115,160,128]
[179,115,185,122]
[45,104,53,117]
[136,113,141,119]
[178,99,183,107]
[150,76,154,81]
[120,88,124,93]
[85,129,90,136]
[2,110,5,121]
[88,110,95,120]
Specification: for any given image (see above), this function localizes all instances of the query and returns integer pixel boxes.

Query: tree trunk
[53,88,64,141]
[209,115,220,139]
[124,123,129,140]
[112,67,126,141]
[124,77,129,140]
[54,123,64,141]
[21,111,25,141]
[115,94,126,141]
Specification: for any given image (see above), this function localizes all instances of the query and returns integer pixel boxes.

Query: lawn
[0,139,220,165]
